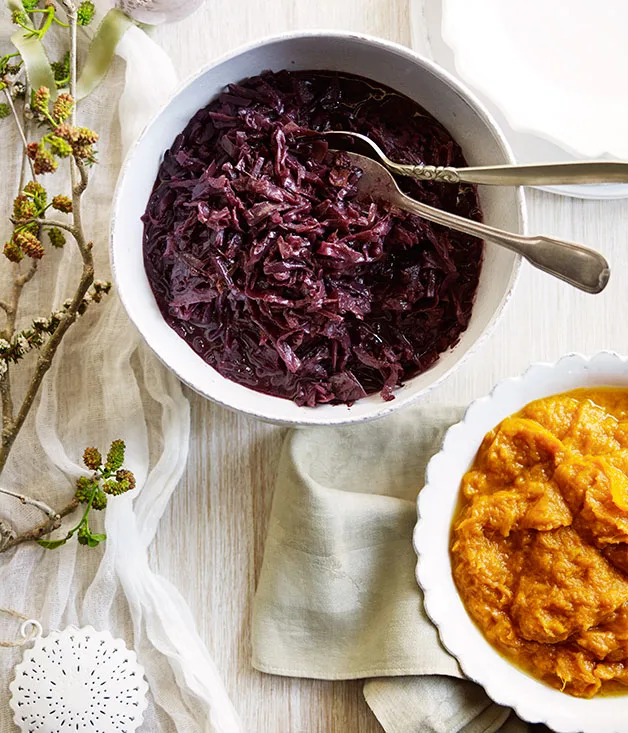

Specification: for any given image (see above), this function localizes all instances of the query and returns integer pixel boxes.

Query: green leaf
[37,537,67,549]
[10,27,57,100]
[90,532,106,542]
[76,9,133,100]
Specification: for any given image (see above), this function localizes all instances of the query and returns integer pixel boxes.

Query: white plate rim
[425,0,628,200]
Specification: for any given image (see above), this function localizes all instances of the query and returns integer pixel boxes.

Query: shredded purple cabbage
[142,70,483,406]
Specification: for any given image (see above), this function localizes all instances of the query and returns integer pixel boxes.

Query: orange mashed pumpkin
[451,388,628,697]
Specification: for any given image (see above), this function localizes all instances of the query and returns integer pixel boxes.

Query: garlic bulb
[115,0,205,24]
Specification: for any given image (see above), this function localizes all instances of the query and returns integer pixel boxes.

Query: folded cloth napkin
[252,405,532,733]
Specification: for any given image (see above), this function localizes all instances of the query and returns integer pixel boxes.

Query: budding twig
[0,0,108,552]
[31,217,76,234]
[0,497,79,551]
[0,486,58,519]
[2,86,35,179]
[15,259,38,288]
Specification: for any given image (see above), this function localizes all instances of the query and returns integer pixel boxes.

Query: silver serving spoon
[325,131,628,186]
[343,151,610,294]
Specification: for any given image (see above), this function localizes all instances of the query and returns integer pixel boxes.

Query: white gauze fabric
[0,5,240,731]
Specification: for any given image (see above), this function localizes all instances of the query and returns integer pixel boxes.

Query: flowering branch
[0,486,58,519]
[30,218,75,233]
[0,0,127,552]
[0,282,111,365]
[0,495,79,552]
[37,440,135,549]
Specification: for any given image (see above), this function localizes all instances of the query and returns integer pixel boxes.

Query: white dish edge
[414,351,628,733]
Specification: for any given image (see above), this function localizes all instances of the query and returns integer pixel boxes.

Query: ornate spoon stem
[324,131,628,186]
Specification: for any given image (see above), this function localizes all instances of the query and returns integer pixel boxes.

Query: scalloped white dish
[433,0,628,200]
[414,352,628,733]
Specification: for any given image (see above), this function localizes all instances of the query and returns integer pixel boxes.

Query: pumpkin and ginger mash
[451,388,628,697]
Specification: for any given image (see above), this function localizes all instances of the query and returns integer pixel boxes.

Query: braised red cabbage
[142,70,483,406]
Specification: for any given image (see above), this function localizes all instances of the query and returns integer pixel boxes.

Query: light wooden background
[148,2,628,731]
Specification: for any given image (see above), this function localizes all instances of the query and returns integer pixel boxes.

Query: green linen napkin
[252,405,530,733]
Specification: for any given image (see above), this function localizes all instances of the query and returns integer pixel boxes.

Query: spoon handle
[396,191,610,294]
[390,160,628,186]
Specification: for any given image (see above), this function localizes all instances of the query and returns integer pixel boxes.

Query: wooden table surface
[147,2,628,731]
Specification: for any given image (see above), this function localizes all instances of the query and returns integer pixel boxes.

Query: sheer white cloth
[0,6,240,731]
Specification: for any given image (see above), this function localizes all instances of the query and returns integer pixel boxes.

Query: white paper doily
[9,625,148,732]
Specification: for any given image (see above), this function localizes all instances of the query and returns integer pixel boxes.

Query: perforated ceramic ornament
[9,624,148,732]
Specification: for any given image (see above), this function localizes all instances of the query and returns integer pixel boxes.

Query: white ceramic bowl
[414,352,628,733]
[111,31,524,426]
